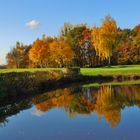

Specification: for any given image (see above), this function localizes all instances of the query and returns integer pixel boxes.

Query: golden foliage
[29,37,74,67]
[49,38,74,67]
[32,84,140,128]
[32,88,74,112]
[95,85,120,128]
[91,16,118,59]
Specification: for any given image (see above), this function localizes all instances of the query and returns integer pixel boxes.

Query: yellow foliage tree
[91,16,118,65]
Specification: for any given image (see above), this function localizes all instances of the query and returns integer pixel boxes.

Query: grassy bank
[0,68,65,73]
[81,65,140,76]
[0,65,140,76]
[83,80,140,87]
[0,65,140,103]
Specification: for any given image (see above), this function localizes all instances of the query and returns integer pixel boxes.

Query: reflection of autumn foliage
[32,87,96,117]
[67,95,95,118]
[32,88,74,112]
[95,86,121,128]
[32,84,140,128]
[95,85,140,128]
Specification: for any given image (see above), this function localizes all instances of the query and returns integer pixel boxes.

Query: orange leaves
[32,88,74,112]
[49,38,74,66]
[29,37,74,67]
[29,39,49,67]
[80,28,91,45]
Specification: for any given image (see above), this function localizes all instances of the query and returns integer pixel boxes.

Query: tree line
[6,16,140,68]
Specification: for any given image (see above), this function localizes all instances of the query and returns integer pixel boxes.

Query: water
[0,82,140,140]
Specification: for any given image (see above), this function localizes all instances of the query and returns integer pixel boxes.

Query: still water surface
[0,83,140,140]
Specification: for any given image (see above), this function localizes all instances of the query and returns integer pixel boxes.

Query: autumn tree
[117,41,131,64]
[6,16,140,68]
[6,42,22,68]
[80,27,97,67]
[117,28,132,44]
[91,16,118,66]
[62,24,97,67]
[130,45,140,64]
[49,38,74,67]
[116,25,140,65]
[130,25,140,63]
[64,24,87,66]
[6,42,31,68]
[29,39,49,68]
[28,36,73,68]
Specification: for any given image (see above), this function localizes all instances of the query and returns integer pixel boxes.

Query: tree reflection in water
[33,84,140,128]
[0,83,140,128]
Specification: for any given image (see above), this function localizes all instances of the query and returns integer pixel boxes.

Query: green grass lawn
[0,65,140,76]
[0,68,65,73]
[81,65,140,76]
[83,80,140,87]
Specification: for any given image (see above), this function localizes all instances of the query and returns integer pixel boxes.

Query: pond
[0,81,140,140]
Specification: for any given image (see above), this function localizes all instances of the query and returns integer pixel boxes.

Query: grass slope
[0,68,65,73]
[0,65,140,76]
[83,80,140,87]
[81,65,140,76]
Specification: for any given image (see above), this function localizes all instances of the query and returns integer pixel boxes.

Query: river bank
[0,69,140,102]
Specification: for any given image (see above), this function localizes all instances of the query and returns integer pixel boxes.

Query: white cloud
[26,20,40,29]
[31,109,44,117]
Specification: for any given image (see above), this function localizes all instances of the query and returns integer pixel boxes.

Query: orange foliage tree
[28,39,49,67]
[49,38,74,67]
[29,37,74,68]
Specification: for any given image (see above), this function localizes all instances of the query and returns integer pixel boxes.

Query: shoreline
[0,71,140,108]
[0,71,140,96]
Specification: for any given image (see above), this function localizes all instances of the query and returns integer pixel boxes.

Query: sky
[0,0,140,64]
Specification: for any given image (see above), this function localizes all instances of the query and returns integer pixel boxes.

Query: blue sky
[0,0,140,64]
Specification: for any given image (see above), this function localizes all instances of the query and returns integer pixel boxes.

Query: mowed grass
[0,68,66,73]
[83,80,140,87]
[0,65,140,76]
[81,65,140,76]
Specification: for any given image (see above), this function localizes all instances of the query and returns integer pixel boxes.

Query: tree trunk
[108,56,111,67]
